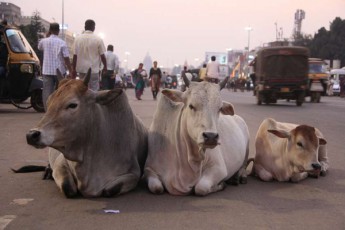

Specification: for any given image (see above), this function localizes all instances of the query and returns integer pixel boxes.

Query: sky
[7,0,345,69]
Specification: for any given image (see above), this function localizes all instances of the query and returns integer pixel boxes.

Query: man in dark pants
[101,44,119,90]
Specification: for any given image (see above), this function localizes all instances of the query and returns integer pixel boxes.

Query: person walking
[327,76,334,96]
[205,56,220,83]
[101,44,119,90]
[199,63,207,81]
[72,19,107,91]
[131,63,147,100]
[149,61,162,99]
[38,22,72,111]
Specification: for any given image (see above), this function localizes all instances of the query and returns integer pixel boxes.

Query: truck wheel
[31,89,44,113]
[296,93,304,106]
[316,93,321,103]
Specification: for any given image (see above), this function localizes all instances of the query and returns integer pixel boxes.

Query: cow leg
[195,177,225,196]
[102,173,139,197]
[145,169,164,194]
[254,164,273,182]
[195,166,227,196]
[318,145,329,176]
[51,154,78,198]
[290,172,308,182]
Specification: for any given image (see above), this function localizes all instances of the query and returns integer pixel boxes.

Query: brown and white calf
[252,118,328,182]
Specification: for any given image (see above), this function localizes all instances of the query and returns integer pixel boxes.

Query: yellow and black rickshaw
[307,58,328,102]
[0,24,44,112]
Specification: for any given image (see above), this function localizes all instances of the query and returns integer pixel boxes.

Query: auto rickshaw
[307,58,328,102]
[252,46,309,106]
[0,24,44,112]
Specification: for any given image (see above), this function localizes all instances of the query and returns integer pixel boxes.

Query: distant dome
[143,53,152,71]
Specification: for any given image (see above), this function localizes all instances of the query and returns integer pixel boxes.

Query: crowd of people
[33,18,345,110]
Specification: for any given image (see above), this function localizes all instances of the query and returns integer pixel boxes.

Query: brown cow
[252,118,329,182]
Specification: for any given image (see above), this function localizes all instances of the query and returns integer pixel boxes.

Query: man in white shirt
[38,23,72,111]
[206,56,220,83]
[72,19,107,91]
[101,44,119,89]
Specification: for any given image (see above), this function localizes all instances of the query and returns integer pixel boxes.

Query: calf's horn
[84,68,92,86]
[219,77,229,90]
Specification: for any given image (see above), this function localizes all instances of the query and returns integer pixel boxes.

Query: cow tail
[12,164,54,180]
[11,165,47,173]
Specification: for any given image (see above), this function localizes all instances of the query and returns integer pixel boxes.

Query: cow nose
[26,130,41,146]
[202,132,219,143]
[312,163,321,170]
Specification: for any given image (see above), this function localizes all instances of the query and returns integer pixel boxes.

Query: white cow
[252,118,329,182]
[144,78,250,196]
[26,69,148,198]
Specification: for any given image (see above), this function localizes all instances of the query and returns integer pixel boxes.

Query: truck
[252,46,309,106]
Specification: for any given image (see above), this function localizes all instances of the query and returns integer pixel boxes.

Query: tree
[19,10,45,63]
[292,33,313,47]
[291,17,345,67]
[308,17,345,67]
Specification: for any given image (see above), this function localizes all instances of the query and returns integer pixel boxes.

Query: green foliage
[294,17,345,67]
[18,10,45,62]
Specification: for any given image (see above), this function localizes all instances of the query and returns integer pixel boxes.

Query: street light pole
[61,0,64,40]
[244,26,253,78]
[245,26,252,52]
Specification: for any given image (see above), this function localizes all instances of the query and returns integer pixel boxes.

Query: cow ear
[220,101,234,115]
[319,138,327,145]
[96,88,123,105]
[162,89,183,103]
[267,129,290,138]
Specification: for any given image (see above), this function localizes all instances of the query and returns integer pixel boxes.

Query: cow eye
[189,104,195,110]
[297,142,303,148]
[66,103,78,110]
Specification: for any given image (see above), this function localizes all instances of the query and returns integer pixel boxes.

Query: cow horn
[219,77,229,90]
[83,68,92,86]
[55,68,65,90]
[182,71,190,87]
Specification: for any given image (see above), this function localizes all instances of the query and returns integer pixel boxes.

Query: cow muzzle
[312,163,321,171]
[202,132,219,148]
[26,130,45,148]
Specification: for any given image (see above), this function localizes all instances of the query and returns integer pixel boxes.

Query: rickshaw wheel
[31,89,44,113]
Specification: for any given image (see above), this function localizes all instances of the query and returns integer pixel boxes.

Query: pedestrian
[161,71,167,88]
[72,19,107,91]
[149,61,162,100]
[180,66,193,92]
[100,44,119,90]
[131,63,147,100]
[327,76,334,96]
[38,22,72,111]
[205,56,220,83]
[199,63,207,81]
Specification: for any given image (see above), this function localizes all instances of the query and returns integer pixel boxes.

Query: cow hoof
[148,177,164,194]
[102,182,124,197]
[320,170,327,177]
[240,176,248,184]
[42,164,53,180]
[62,181,77,198]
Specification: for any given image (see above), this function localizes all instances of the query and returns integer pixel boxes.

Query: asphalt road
[1,87,345,230]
